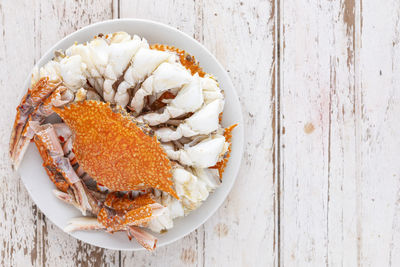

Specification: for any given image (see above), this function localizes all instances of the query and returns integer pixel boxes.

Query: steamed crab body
[54,100,178,198]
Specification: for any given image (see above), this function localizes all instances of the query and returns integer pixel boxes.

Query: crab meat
[130,62,193,114]
[201,75,224,104]
[148,191,184,233]
[58,55,87,91]
[66,42,105,95]
[155,98,224,142]
[115,48,176,108]
[138,74,204,125]
[103,32,146,103]
[162,134,228,168]
[31,61,61,86]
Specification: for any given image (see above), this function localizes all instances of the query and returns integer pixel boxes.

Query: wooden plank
[356,1,400,265]
[199,1,278,266]
[120,0,278,266]
[0,1,44,265]
[279,0,358,265]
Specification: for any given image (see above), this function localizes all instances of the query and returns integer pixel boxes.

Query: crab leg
[53,123,73,143]
[127,226,157,251]
[64,193,164,251]
[10,78,62,168]
[30,122,91,215]
[64,217,104,232]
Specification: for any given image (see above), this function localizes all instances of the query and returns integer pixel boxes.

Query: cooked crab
[10,31,236,251]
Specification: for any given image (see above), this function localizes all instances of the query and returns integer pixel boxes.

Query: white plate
[18,19,244,251]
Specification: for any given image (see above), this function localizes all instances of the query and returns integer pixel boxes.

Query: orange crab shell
[104,192,155,211]
[211,124,237,179]
[54,101,178,198]
[151,44,206,77]
[98,193,157,231]
[33,130,70,193]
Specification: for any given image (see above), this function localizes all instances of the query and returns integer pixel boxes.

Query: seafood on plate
[9,32,237,251]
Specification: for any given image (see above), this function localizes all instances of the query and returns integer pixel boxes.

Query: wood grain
[279,0,358,265]
[357,1,400,265]
[280,0,400,266]
[1,0,400,266]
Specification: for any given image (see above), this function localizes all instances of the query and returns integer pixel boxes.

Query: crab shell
[150,44,206,77]
[98,193,159,232]
[54,100,178,198]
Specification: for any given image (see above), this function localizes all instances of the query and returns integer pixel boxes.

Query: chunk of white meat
[148,167,221,232]
[201,75,224,104]
[130,62,193,113]
[116,49,176,108]
[192,167,221,191]
[162,134,228,168]
[59,55,87,91]
[172,167,210,211]
[103,33,145,103]
[155,98,224,142]
[66,43,104,95]
[147,197,184,233]
[88,37,109,78]
[31,60,62,86]
[138,74,203,125]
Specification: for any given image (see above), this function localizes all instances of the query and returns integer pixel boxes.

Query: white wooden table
[1,0,399,266]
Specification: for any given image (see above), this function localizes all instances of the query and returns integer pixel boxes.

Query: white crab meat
[66,43,104,94]
[155,98,224,142]
[173,167,210,210]
[192,167,221,191]
[89,37,109,72]
[138,73,203,125]
[129,61,192,113]
[103,33,146,103]
[201,75,224,104]
[59,55,87,91]
[31,61,62,86]
[147,196,184,233]
[115,49,176,108]
[162,134,228,168]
